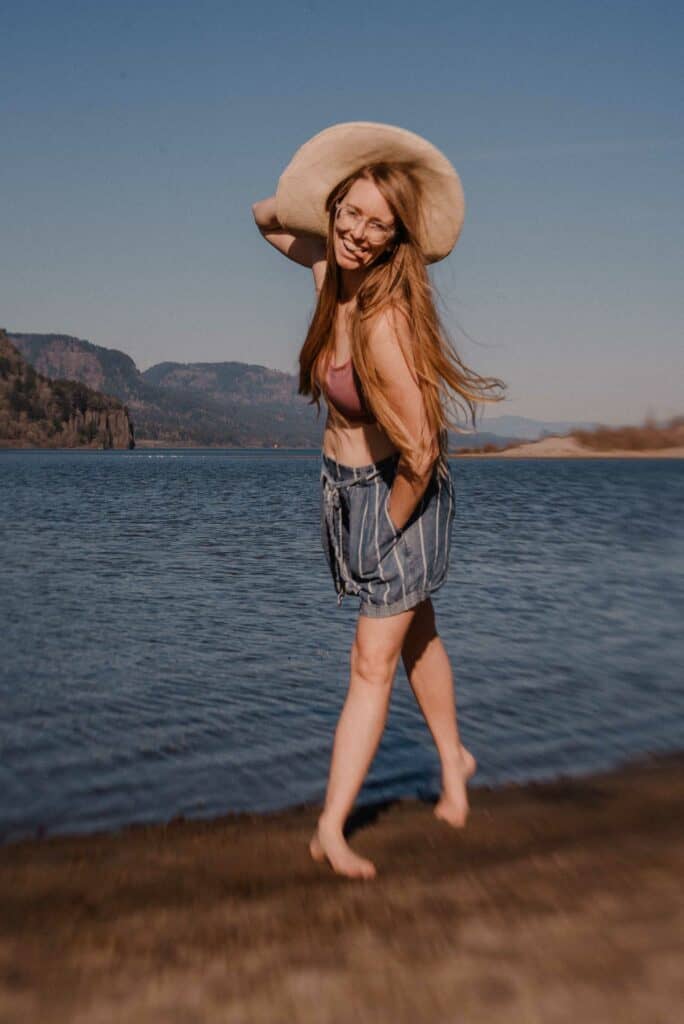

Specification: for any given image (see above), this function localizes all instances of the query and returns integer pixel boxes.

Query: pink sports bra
[322,356,375,425]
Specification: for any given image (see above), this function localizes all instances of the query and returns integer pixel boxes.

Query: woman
[252,123,505,880]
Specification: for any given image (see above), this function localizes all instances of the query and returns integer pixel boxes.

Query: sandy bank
[454,435,684,458]
[1,750,682,1023]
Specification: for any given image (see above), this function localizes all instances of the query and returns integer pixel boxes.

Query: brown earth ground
[1,750,682,1023]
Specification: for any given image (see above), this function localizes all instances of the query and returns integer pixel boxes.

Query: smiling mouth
[341,238,366,258]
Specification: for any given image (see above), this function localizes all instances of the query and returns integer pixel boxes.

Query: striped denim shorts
[320,449,456,618]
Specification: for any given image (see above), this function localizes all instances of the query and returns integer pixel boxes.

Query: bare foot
[309,817,377,880]
[434,745,477,828]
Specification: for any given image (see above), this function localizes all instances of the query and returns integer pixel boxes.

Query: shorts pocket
[347,481,399,581]
[383,489,402,540]
[320,480,333,569]
[348,484,379,580]
[375,482,405,564]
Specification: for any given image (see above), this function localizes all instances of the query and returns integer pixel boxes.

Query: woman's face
[332,177,396,271]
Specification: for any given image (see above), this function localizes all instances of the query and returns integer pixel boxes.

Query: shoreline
[3,439,684,458]
[0,747,676,850]
[2,747,682,1022]
[452,435,684,458]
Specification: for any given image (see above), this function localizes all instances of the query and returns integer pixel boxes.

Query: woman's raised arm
[252,195,326,270]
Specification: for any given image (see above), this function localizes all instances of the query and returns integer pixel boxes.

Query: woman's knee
[350,638,397,688]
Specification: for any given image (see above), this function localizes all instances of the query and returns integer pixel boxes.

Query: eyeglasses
[334,201,396,245]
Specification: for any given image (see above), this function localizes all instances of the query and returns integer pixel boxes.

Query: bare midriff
[321,306,400,467]
[322,410,399,467]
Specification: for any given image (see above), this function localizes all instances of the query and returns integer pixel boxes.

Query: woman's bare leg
[310,605,419,879]
[401,598,477,826]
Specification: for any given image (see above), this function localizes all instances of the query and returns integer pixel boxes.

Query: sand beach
[1,749,682,1023]
[455,436,684,458]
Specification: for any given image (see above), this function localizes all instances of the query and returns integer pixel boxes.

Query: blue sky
[2,0,682,425]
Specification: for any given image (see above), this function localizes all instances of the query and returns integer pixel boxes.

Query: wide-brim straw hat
[275,121,465,264]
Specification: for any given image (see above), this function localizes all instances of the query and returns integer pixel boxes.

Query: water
[1,449,683,843]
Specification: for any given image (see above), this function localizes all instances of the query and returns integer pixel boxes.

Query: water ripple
[1,449,683,842]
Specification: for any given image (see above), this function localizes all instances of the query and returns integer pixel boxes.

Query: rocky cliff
[0,331,134,449]
[8,332,140,396]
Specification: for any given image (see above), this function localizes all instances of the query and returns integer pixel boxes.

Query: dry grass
[573,415,684,451]
[452,415,684,455]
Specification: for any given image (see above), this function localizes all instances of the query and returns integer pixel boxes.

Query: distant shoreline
[455,448,684,459]
[3,437,684,458]
[452,435,684,459]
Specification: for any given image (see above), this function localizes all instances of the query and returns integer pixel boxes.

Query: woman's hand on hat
[252,195,280,232]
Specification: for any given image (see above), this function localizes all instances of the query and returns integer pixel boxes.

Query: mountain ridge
[8,331,594,448]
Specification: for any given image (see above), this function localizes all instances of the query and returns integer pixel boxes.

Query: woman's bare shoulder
[367,302,412,340]
[366,303,417,378]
